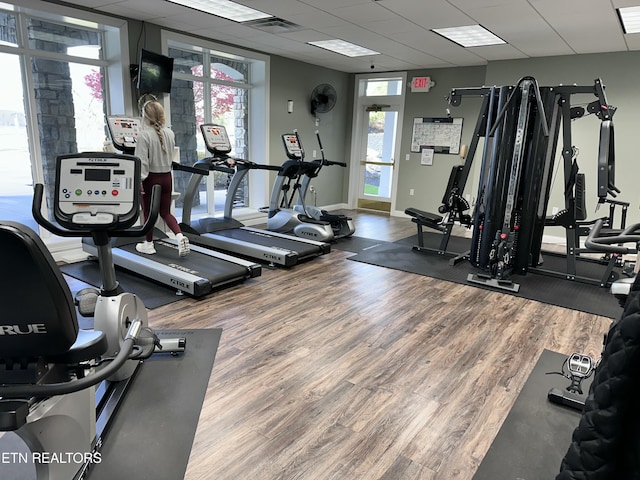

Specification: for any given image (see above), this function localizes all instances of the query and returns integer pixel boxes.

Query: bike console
[54,153,141,231]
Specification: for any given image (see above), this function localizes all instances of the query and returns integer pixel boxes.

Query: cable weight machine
[449,77,626,292]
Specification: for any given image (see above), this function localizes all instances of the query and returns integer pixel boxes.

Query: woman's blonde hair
[142,100,168,153]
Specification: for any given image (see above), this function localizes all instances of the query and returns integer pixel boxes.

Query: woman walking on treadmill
[135,100,189,257]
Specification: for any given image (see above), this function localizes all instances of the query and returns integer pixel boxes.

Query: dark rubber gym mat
[349,233,622,319]
[0,328,222,480]
[60,260,186,309]
[473,349,588,480]
[331,236,393,253]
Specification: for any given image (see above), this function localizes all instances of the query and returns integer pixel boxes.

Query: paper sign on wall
[421,148,434,166]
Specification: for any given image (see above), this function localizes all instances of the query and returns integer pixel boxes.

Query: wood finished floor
[146,210,612,480]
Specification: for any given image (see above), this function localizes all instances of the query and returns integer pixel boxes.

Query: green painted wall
[394,51,640,231]
[395,66,486,215]
[43,1,640,221]
[268,55,353,207]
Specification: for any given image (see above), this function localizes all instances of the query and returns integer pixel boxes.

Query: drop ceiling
[59,0,640,73]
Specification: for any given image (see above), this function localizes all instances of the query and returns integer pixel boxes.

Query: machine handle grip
[0,320,143,398]
[584,218,640,254]
[32,184,161,238]
[194,157,235,174]
[221,157,281,172]
[191,157,281,173]
[172,162,210,176]
[259,164,283,172]
[32,184,78,238]
[315,130,324,150]
[324,160,347,167]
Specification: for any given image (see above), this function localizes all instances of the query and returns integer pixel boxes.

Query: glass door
[350,73,406,214]
[358,108,399,212]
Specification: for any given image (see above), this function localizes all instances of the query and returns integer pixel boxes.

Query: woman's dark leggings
[141,172,181,242]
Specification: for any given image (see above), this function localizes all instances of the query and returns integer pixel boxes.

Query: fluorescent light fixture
[307,39,380,57]
[618,6,640,34]
[166,0,272,23]
[432,24,506,47]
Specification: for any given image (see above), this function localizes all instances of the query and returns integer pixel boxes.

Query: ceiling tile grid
[56,0,639,72]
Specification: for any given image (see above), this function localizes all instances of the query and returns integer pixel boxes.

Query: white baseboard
[392,209,410,218]
[316,203,350,212]
[541,234,566,245]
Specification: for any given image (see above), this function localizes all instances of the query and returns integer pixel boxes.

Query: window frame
[0,0,131,249]
[161,30,270,219]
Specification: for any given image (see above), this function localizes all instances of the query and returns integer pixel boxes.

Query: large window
[0,3,129,239]
[163,32,268,220]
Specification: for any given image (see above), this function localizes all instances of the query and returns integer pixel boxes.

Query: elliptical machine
[0,152,184,480]
[292,131,355,239]
[266,132,335,242]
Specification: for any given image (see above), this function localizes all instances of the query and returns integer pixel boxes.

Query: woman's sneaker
[176,233,190,257]
[136,241,156,255]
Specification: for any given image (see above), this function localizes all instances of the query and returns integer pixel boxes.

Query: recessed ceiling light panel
[307,39,380,57]
[432,24,506,48]
[167,0,272,23]
[618,6,640,34]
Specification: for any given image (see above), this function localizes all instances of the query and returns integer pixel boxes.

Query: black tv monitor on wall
[137,49,174,94]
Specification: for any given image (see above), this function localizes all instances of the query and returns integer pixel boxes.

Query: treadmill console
[282,133,304,160]
[106,116,142,154]
[54,153,141,230]
[201,124,232,155]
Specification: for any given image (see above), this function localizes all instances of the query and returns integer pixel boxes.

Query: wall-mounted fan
[310,84,337,116]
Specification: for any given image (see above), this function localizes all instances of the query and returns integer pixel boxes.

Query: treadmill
[81,116,262,298]
[179,124,331,267]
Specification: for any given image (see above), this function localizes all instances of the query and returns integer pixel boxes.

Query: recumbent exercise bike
[0,152,184,480]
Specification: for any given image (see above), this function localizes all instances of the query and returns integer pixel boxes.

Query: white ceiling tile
[448,0,526,8]
[611,0,640,7]
[469,44,530,62]
[213,23,270,38]
[284,12,351,30]
[297,0,371,8]
[60,0,123,8]
[96,4,157,21]
[234,0,325,17]
[464,3,573,57]
[360,17,415,35]
[159,11,235,29]
[624,33,640,50]
[277,29,332,42]
[375,0,475,28]
[530,0,627,54]
[43,0,639,73]
[329,3,392,24]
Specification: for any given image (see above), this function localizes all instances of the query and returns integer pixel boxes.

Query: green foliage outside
[364,184,379,195]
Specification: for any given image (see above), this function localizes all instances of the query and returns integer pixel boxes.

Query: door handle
[360,160,396,166]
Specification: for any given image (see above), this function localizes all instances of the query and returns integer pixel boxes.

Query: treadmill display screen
[85,169,111,182]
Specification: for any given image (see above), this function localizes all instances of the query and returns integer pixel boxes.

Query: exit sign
[411,76,432,92]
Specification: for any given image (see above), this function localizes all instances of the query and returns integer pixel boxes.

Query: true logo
[0,324,47,335]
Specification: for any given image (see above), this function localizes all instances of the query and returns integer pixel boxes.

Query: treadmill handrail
[172,161,211,176]
[213,155,282,172]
